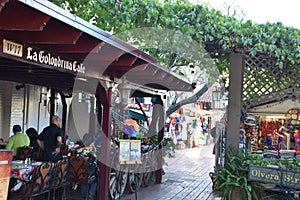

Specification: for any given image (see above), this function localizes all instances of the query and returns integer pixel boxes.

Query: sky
[194,0,300,29]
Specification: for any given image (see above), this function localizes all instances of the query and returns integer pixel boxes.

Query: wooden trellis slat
[242,53,300,112]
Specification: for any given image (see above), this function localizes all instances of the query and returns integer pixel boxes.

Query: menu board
[119,140,141,164]
[0,150,13,200]
[286,108,300,125]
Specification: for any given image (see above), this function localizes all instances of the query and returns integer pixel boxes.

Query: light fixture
[212,90,221,101]
[99,79,114,90]
[212,87,221,109]
[118,77,131,109]
[16,84,25,90]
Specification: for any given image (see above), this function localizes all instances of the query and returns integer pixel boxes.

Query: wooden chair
[68,155,89,199]
[16,146,33,160]
[33,150,43,162]
[52,157,69,200]
[10,161,55,200]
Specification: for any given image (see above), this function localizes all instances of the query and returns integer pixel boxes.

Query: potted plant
[213,147,261,200]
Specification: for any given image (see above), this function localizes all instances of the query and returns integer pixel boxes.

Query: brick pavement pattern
[123,143,220,200]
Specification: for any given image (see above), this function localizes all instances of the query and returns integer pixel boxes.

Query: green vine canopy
[50,0,300,83]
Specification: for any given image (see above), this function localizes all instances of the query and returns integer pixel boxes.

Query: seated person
[141,137,153,153]
[6,125,30,159]
[25,127,39,152]
[77,133,99,200]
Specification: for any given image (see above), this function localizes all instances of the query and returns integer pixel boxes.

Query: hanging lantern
[118,77,131,109]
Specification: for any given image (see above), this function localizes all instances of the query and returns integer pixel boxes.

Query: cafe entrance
[0,0,193,199]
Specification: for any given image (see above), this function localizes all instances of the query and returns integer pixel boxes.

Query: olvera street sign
[249,165,300,189]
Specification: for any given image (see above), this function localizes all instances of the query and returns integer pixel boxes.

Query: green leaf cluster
[213,147,260,200]
[214,149,300,200]
[50,0,300,80]
[246,153,300,171]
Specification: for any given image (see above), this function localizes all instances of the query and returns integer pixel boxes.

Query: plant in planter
[213,147,261,200]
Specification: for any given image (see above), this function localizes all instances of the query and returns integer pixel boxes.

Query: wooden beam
[0,18,82,44]
[226,53,244,151]
[36,34,104,53]
[154,96,164,183]
[0,0,50,30]
[97,84,112,200]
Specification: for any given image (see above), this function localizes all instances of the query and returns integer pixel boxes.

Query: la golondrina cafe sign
[2,39,86,75]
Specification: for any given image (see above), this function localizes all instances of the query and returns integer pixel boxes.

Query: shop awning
[0,0,193,94]
[248,99,300,115]
[128,109,150,121]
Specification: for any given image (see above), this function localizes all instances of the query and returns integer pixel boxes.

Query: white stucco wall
[67,93,91,142]
[0,81,13,140]
[0,81,54,139]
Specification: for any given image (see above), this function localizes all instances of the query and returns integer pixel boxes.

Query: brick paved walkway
[122,143,220,200]
[60,144,219,200]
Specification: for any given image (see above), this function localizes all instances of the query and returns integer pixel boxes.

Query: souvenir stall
[246,100,300,155]
[208,50,300,200]
[224,52,300,199]
[240,113,287,152]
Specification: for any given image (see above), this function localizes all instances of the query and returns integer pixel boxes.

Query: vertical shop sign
[0,150,13,200]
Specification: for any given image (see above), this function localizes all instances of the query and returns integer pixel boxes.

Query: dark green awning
[128,109,149,121]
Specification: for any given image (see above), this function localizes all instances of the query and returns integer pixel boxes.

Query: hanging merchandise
[250,126,259,151]
[286,108,300,125]
[243,114,259,126]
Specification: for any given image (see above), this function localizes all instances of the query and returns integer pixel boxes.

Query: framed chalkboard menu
[119,140,142,164]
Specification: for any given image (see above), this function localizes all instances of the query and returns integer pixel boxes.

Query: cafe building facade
[0,0,193,199]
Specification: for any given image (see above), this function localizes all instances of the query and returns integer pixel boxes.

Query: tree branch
[166,82,212,117]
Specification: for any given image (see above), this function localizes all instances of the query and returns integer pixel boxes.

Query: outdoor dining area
[5,146,94,200]
[2,133,161,200]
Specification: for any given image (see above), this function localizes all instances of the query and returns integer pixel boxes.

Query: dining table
[9,160,42,192]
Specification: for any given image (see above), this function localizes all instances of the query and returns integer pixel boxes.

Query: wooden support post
[89,96,96,134]
[49,88,55,124]
[98,85,112,200]
[155,96,164,183]
[58,91,67,142]
[226,53,244,151]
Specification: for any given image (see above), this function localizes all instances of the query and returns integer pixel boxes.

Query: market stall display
[285,108,300,125]
[235,109,300,198]
[240,111,300,153]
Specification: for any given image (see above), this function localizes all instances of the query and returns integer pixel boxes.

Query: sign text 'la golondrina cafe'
[2,39,86,75]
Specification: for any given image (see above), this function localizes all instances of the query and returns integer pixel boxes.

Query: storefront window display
[241,114,260,151]
[241,110,300,153]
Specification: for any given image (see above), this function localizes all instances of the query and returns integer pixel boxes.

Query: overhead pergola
[226,51,300,151]
[242,53,299,111]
